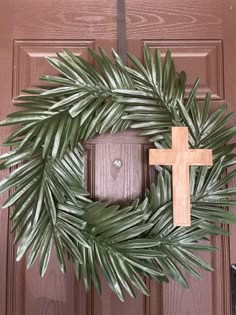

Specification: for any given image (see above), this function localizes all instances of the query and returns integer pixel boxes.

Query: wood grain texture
[7,210,26,315]
[126,0,222,39]
[149,127,212,226]
[12,0,117,39]
[24,253,78,315]
[211,230,231,315]
[0,1,15,314]
[8,0,223,40]
[162,255,213,315]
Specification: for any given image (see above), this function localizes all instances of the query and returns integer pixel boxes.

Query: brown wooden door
[0,1,235,314]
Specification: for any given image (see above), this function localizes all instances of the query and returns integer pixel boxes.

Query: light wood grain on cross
[149,127,213,226]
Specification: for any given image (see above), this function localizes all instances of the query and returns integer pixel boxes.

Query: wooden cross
[149,127,213,226]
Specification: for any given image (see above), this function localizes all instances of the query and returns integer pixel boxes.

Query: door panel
[13,40,96,99]
[0,0,235,314]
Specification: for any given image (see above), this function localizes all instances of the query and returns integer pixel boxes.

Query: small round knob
[113,159,123,169]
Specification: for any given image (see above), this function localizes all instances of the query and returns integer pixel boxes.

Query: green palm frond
[145,172,232,287]
[0,45,236,300]
[76,199,165,301]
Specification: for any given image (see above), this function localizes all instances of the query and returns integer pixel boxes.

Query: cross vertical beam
[149,127,213,226]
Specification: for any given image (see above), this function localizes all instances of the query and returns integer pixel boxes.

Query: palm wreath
[0,45,236,301]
